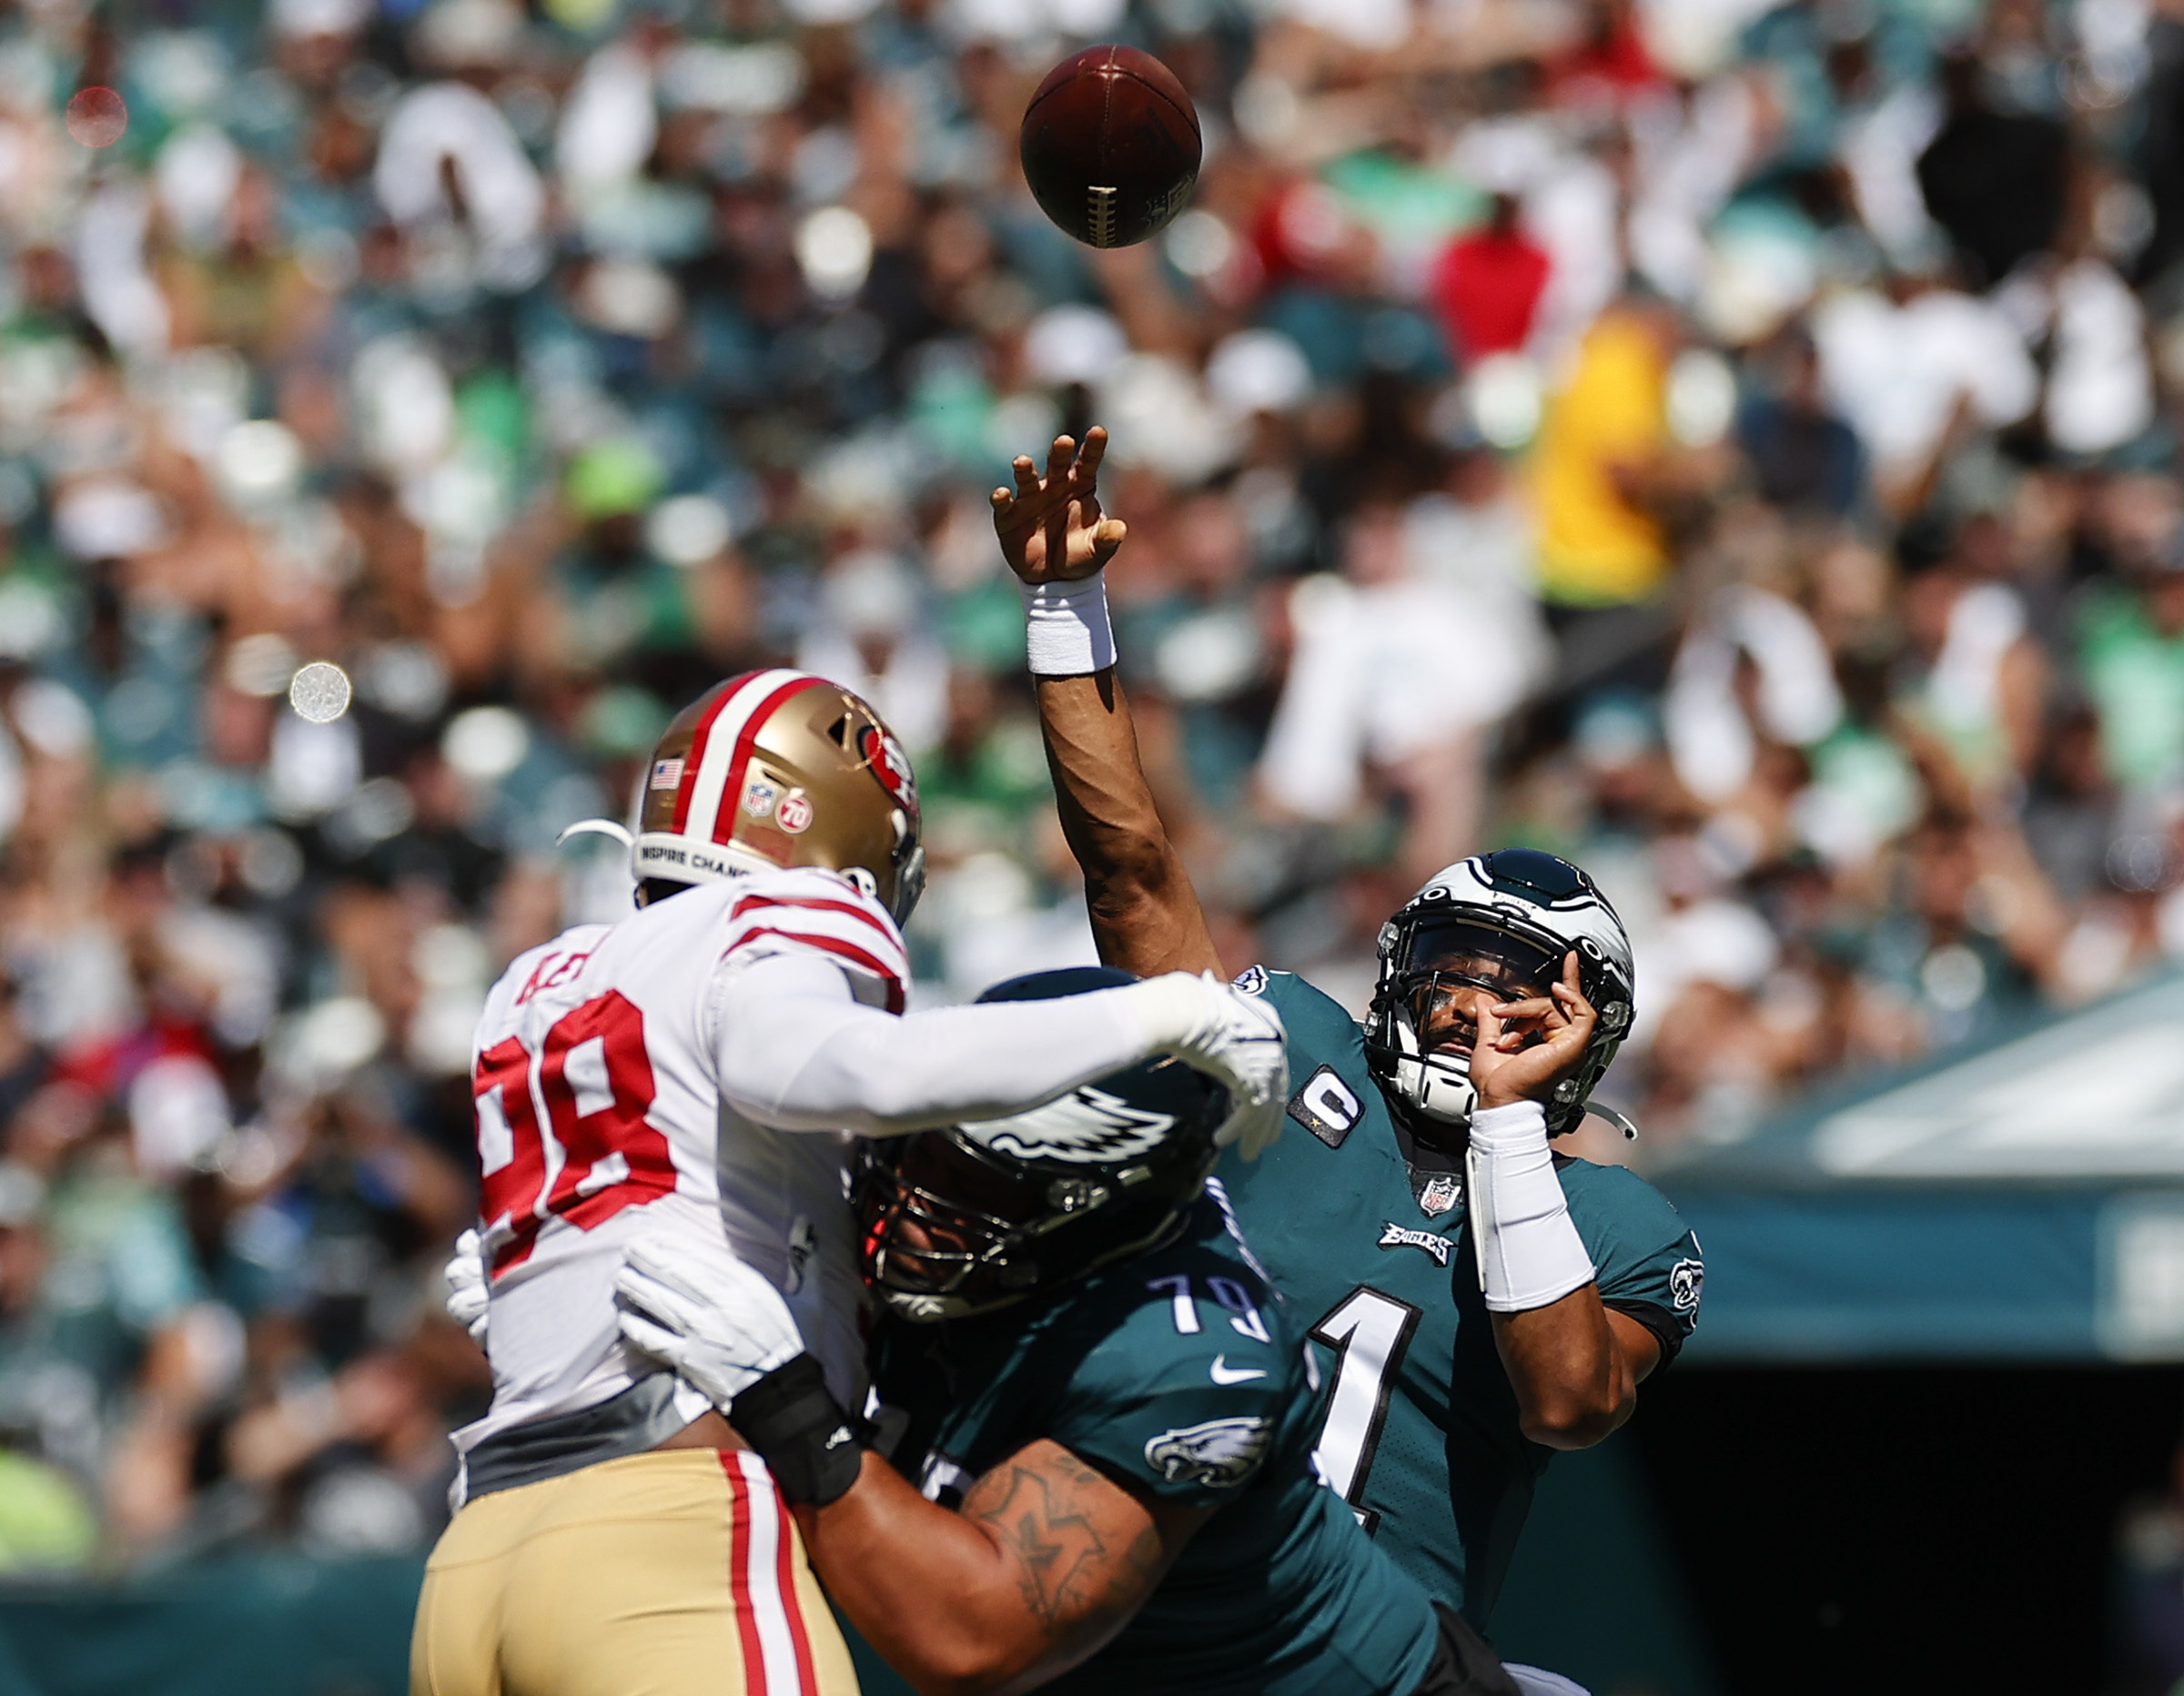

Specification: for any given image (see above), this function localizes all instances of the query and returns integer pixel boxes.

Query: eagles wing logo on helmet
[1143,1416,1271,1488]
[977,1085,1177,1166]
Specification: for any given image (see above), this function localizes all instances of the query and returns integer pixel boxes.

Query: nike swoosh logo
[1209,1355,1267,1385]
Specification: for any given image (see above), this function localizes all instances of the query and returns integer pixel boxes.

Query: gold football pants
[410,1446,860,1696]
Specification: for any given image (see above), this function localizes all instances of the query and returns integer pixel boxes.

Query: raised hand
[1470,953,1598,1114]
[992,428,1127,586]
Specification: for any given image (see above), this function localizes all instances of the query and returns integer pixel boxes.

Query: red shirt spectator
[1543,0,1664,106]
[1430,196,1552,360]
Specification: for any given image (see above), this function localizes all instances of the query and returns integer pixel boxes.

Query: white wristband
[1465,1101,1596,1313]
[1021,574,1116,676]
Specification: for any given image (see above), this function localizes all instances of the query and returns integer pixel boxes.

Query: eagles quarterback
[989,430,1706,1633]
[610,967,1535,1696]
[414,670,1288,1696]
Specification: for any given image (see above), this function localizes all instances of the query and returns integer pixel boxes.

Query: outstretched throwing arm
[994,429,1225,980]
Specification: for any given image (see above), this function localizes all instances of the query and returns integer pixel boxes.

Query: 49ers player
[410,670,1287,1696]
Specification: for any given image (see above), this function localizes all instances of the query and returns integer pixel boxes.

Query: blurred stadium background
[0,0,2181,1689]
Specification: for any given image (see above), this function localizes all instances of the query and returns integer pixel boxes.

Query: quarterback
[992,432,1706,1630]
[410,669,1286,1696]
[612,967,1534,1696]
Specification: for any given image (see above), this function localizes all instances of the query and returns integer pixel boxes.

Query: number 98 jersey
[1214,970,1704,1626]
[451,868,907,1460]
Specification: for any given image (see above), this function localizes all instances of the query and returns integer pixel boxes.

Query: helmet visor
[1395,913,1570,1055]
[1401,914,1568,999]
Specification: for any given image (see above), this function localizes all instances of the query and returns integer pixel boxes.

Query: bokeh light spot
[288,661,353,724]
[65,86,128,150]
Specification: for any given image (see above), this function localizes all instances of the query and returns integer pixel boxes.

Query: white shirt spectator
[557,44,657,194]
[1259,564,1543,820]
[375,82,546,288]
[2047,258,2154,457]
[1812,285,2037,481]
[794,551,950,755]
[1664,585,1843,804]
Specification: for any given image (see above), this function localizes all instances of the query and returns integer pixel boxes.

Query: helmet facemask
[856,1125,1202,1322]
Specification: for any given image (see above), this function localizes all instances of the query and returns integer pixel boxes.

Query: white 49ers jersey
[452,865,907,1455]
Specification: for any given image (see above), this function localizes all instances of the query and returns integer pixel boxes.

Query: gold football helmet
[583,669,925,923]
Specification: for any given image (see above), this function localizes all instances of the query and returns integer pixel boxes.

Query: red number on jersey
[471,992,678,1275]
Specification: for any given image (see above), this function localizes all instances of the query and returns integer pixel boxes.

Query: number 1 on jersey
[1309,1287,1421,1534]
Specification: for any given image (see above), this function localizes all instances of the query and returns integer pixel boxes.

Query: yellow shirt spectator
[1531,308,1672,606]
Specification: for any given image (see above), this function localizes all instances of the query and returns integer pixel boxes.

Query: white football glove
[1127,972,1289,1162]
[612,1236,808,1414]
[443,1228,490,1348]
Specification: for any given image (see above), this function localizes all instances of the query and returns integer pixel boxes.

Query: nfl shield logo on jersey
[1418,1174,1460,1217]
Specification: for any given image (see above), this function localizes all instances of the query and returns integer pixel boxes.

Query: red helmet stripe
[670,669,767,835]
[710,674,827,844]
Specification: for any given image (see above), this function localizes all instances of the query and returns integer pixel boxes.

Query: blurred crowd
[0,0,2180,1573]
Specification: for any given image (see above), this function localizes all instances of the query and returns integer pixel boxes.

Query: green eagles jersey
[1216,968,1705,1625]
[867,1194,1441,1696]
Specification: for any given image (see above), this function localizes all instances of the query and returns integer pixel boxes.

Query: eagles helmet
[1363,849,1635,1137]
[568,669,925,924]
[857,966,1232,1322]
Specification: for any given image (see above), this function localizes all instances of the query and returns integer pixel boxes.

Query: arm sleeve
[711,950,1177,1137]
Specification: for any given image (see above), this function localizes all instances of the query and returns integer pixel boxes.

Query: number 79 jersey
[453,868,907,1457]
[1214,969,1704,1626]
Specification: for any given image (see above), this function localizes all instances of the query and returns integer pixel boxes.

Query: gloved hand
[1127,972,1289,1161]
[613,1236,807,1413]
[444,1228,490,1348]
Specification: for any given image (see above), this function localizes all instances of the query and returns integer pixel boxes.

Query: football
[1019,45,1202,250]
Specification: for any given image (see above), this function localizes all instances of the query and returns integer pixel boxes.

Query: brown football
[1019,45,1202,250]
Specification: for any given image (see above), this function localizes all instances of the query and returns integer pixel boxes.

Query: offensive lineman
[991,433,1706,1638]
[410,669,1287,1696]
[610,966,1526,1696]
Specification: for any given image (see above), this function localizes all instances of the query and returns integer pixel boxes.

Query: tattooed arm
[790,1439,1213,1696]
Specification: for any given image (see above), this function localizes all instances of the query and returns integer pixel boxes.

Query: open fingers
[1075,426,1109,483]
[1045,434,1077,484]
[1012,454,1041,498]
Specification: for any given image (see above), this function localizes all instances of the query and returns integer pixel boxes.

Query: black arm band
[1602,1298,1686,1374]
[729,1353,865,1507]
